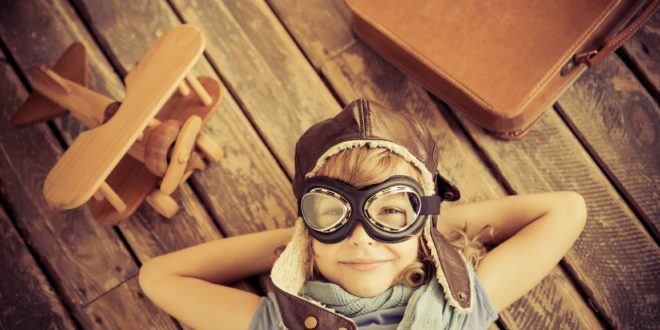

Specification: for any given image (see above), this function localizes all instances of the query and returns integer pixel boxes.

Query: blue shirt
[248,274,497,329]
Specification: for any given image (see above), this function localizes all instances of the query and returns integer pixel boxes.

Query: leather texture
[293,98,459,200]
[272,284,357,330]
[429,223,472,309]
[345,0,658,138]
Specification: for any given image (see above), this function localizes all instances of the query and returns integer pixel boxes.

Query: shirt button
[458,291,467,301]
[304,316,318,329]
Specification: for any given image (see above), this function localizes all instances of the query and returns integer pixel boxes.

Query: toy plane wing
[43,25,205,209]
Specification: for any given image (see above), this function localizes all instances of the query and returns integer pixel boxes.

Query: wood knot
[103,101,122,123]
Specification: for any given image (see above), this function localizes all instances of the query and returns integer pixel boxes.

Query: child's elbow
[138,258,161,299]
[561,191,587,233]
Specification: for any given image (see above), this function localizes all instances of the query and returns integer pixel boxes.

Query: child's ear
[436,171,460,201]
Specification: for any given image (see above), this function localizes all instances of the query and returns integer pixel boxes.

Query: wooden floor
[1,1,659,329]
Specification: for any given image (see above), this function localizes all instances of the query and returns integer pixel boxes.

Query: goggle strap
[436,172,461,201]
[420,196,442,215]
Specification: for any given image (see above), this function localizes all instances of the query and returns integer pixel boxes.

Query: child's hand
[438,192,587,312]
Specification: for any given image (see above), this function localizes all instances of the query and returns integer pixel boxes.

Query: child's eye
[375,208,408,228]
[323,208,343,216]
[380,208,404,215]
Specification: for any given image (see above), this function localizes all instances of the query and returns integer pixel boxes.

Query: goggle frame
[299,175,441,244]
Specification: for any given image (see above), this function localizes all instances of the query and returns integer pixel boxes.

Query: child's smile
[339,258,392,271]
[313,222,419,297]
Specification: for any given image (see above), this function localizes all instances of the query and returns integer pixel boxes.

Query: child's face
[312,222,420,297]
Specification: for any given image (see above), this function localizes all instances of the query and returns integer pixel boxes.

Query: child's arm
[138,227,294,329]
[436,191,587,312]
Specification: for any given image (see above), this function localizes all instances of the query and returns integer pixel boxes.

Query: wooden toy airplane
[11,25,223,225]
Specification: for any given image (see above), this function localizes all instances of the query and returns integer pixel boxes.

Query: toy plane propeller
[12,25,224,225]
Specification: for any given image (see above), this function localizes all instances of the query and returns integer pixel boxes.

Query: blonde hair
[303,146,488,287]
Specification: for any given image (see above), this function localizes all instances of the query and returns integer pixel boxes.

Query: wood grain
[498,267,604,330]
[267,0,355,69]
[622,10,660,99]
[0,20,138,308]
[0,1,256,328]
[557,54,660,239]
[79,277,178,329]
[320,41,604,330]
[66,0,296,308]
[456,107,660,329]
[70,0,297,237]
[43,25,204,210]
[87,155,159,225]
[41,0,262,295]
[0,0,126,142]
[169,0,342,176]
[2,0,226,258]
[0,206,76,329]
[68,1,303,316]
[11,43,88,127]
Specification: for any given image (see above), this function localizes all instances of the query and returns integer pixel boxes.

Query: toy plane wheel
[146,189,179,218]
[196,133,222,163]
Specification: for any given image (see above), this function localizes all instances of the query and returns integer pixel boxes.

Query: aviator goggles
[298,176,442,244]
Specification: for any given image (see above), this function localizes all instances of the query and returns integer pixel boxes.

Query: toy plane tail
[11,42,88,127]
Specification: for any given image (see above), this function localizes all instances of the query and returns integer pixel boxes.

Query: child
[139,99,587,329]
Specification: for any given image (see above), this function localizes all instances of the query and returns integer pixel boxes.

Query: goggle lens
[365,188,421,231]
[300,190,350,232]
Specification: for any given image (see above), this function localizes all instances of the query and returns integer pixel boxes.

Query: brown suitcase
[345,0,660,139]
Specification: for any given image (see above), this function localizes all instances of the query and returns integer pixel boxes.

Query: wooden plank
[168,0,342,176]
[0,1,125,143]
[67,0,294,311]
[0,10,138,311]
[11,0,235,259]
[1,0,227,263]
[78,277,177,329]
[69,0,297,238]
[320,41,604,330]
[0,204,76,329]
[0,1,251,328]
[622,10,660,99]
[266,0,356,68]
[498,267,603,330]
[454,108,660,329]
[64,4,302,325]
[21,0,261,291]
[43,25,205,210]
[556,54,660,239]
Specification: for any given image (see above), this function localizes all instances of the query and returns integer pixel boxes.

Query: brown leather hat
[293,98,459,201]
[293,98,437,197]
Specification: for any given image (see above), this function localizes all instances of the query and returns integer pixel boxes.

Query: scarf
[301,281,414,318]
[301,278,470,329]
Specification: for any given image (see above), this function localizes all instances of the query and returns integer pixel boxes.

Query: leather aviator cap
[269,99,473,329]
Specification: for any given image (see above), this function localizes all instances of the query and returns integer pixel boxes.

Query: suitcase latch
[561,50,599,76]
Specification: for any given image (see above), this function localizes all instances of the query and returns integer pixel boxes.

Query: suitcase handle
[585,0,660,67]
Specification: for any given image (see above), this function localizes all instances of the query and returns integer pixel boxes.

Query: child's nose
[347,222,375,246]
